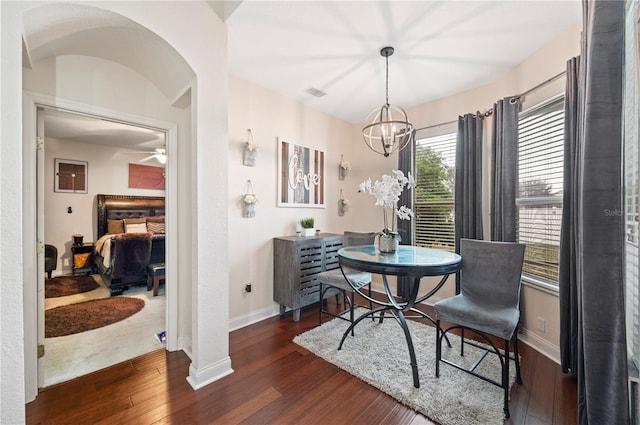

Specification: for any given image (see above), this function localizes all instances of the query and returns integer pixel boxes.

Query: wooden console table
[273,233,343,322]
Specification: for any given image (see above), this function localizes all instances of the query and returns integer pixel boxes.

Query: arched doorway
[21,2,190,392]
[13,2,232,410]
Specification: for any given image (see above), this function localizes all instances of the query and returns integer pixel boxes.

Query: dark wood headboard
[97,194,165,238]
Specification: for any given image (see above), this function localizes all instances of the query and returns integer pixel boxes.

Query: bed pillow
[146,221,165,234]
[107,219,125,234]
[124,217,147,224]
[146,216,165,223]
[125,222,148,233]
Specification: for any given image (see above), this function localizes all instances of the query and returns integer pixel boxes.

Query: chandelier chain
[385,54,389,106]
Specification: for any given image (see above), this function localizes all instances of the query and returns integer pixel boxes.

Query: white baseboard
[228,304,280,332]
[186,356,234,390]
[519,327,560,364]
[179,336,192,360]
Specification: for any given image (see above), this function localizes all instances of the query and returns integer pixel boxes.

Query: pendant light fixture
[362,46,414,157]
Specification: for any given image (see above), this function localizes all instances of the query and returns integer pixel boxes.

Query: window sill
[522,274,559,296]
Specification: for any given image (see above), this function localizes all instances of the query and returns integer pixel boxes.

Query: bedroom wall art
[277,137,325,208]
[128,163,166,190]
[54,158,88,193]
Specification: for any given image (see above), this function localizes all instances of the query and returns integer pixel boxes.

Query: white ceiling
[226,1,581,124]
[29,1,581,146]
[42,108,165,153]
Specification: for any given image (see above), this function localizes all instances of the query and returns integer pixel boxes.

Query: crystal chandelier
[362,46,414,157]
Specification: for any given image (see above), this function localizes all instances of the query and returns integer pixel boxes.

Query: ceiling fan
[138,146,167,165]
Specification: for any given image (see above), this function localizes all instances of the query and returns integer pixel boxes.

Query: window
[414,132,456,252]
[625,7,639,373]
[516,95,564,286]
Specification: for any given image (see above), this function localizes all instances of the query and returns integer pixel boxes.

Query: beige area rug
[294,310,517,425]
[44,277,166,387]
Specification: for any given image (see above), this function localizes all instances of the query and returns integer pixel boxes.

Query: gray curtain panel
[559,56,580,377]
[397,131,414,247]
[454,113,484,292]
[397,131,414,299]
[454,113,484,251]
[490,97,519,242]
[559,1,629,423]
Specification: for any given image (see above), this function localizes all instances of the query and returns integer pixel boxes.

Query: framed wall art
[277,137,325,208]
[128,163,166,190]
[54,158,88,193]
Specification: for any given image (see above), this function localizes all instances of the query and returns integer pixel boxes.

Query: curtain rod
[510,70,566,104]
[415,119,457,132]
[414,69,567,132]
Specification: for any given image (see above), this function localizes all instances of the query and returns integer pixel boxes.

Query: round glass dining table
[337,244,462,388]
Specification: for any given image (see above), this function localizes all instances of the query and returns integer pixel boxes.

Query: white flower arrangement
[243,193,258,204]
[244,141,258,152]
[359,170,415,237]
[338,196,350,216]
[339,155,351,180]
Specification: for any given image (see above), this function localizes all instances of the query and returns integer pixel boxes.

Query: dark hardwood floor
[26,299,577,425]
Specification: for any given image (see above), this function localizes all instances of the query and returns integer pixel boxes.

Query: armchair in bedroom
[44,244,57,279]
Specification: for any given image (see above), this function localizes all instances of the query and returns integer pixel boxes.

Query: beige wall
[227,75,357,327]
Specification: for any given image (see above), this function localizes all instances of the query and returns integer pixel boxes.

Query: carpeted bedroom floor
[44,274,166,387]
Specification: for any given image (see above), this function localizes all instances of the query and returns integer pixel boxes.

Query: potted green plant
[300,218,315,236]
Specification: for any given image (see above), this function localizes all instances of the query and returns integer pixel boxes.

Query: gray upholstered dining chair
[318,231,376,331]
[434,238,525,418]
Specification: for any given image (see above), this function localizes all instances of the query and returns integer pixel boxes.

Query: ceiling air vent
[306,87,326,98]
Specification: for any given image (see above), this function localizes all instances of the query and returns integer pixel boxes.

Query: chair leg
[153,277,161,296]
[460,328,465,356]
[47,271,52,279]
[503,338,510,418]
[348,290,355,336]
[435,320,441,377]
[319,283,325,325]
[514,331,522,384]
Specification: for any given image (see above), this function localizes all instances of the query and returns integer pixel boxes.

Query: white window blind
[414,133,456,252]
[516,96,564,285]
[624,8,639,371]
[625,118,639,372]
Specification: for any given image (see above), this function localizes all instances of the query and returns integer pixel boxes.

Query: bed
[95,194,166,295]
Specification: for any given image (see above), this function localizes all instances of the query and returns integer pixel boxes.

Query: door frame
[23,90,179,394]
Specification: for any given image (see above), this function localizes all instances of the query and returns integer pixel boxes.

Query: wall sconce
[242,180,257,218]
[339,155,351,180]
[243,129,258,166]
[338,189,349,216]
